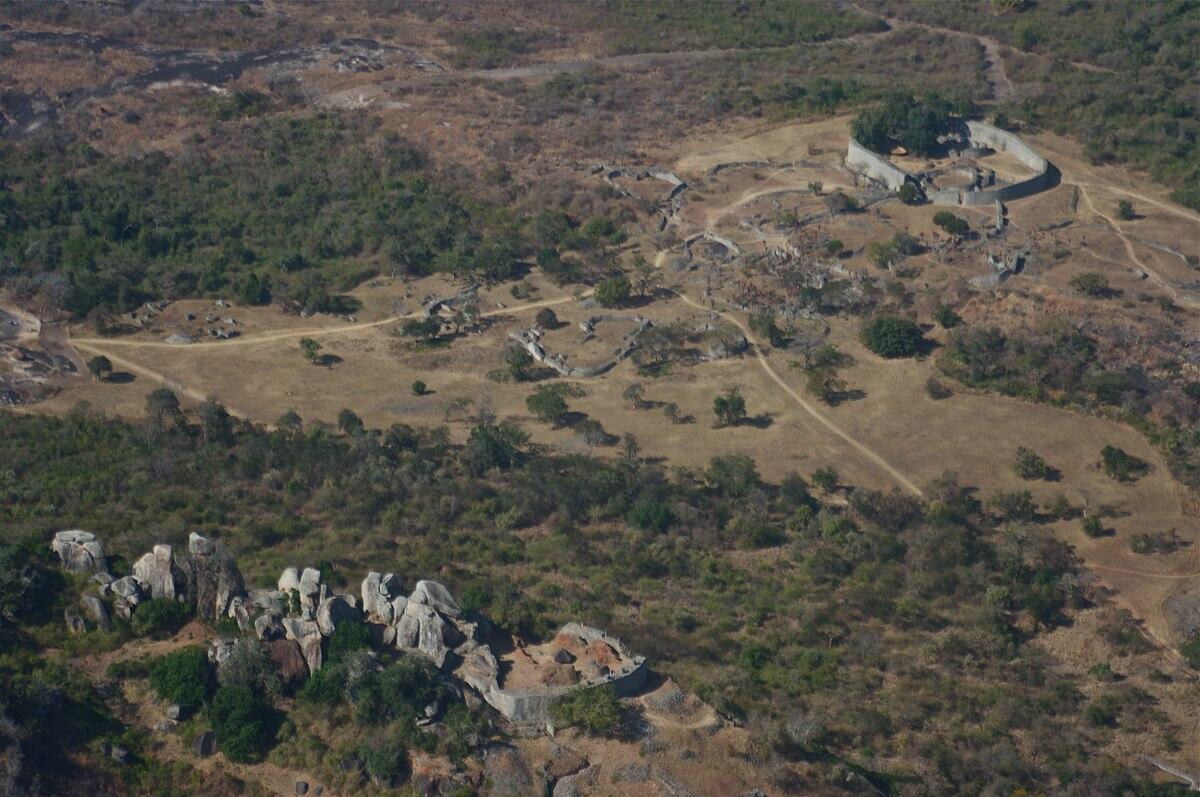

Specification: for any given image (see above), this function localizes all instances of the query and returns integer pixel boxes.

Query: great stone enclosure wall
[51,529,647,732]
[846,119,1052,207]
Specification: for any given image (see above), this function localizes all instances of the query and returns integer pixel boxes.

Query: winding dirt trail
[1076,183,1197,306]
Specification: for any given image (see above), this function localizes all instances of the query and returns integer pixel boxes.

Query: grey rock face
[278,567,302,592]
[255,612,284,641]
[51,530,108,574]
[316,595,362,637]
[361,572,403,624]
[410,579,461,617]
[194,730,216,757]
[185,533,245,620]
[282,617,323,672]
[80,595,111,631]
[395,601,460,668]
[133,544,178,600]
[64,609,87,635]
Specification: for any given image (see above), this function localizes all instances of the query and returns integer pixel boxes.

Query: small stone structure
[508,312,652,378]
[846,120,1052,207]
[49,530,646,734]
[457,622,647,731]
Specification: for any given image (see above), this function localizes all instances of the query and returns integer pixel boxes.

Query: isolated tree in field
[1100,445,1148,482]
[933,211,970,237]
[933,303,962,329]
[897,182,920,204]
[534,307,558,329]
[623,382,647,409]
[504,344,535,381]
[402,317,441,339]
[1069,272,1111,298]
[1013,447,1050,480]
[749,310,786,348]
[808,181,823,195]
[1116,199,1135,220]
[595,275,631,308]
[823,239,843,257]
[299,337,321,362]
[86,355,113,381]
[713,387,747,427]
[805,366,847,405]
[861,316,924,358]
[145,387,181,428]
[526,386,569,427]
[411,380,427,396]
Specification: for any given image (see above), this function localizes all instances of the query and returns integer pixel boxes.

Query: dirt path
[1076,183,1196,306]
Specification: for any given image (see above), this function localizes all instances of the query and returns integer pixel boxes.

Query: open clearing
[22,115,1200,659]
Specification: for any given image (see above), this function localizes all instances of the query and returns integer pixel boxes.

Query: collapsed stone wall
[508,314,652,378]
[49,530,645,732]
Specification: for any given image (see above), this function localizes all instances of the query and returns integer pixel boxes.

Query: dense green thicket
[850,93,957,155]
[0,114,534,317]
[0,402,1184,792]
[876,0,1200,209]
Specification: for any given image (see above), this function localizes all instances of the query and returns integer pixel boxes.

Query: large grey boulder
[64,609,88,635]
[282,618,323,673]
[255,612,284,641]
[80,595,111,632]
[395,602,461,668]
[109,575,145,620]
[361,572,403,625]
[185,533,245,620]
[278,567,302,593]
[227,595,251,632]
[316,595,362,637]
[409,580,461,618]
[51,530,108,574]
[133,544,178,601]
[208,636,238,665]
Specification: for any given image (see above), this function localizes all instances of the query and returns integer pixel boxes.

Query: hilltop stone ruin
[50,530,645,732]
[847,119,1052,207]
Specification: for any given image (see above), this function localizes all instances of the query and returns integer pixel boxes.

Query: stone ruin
[49,530,645,732]
[508,311,653,378]
[846,119,1052,208]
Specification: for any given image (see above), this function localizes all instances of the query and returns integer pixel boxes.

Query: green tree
[131,597,191,638]
[933,304,962,329]
[534,307,559,329]
[1069,272,1111,298]
[526,386,569,426]
[299,337,321,362]
[1116,199,1135,220]
[811,466,838,493]
[411,380,427,396]
[626,500,673,534]
[504,344,536,381]
[1013,447,1050,480]
[86,355,113,381]
[149,646,212,713]
[595,275,631,308]
[1100,445,1148,482]
[897,182,920,204]
[209,684,274,763]
[861,317,924,358]
[712,386,747,427]
[337,409,365,436]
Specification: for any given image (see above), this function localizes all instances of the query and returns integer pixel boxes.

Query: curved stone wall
[846,120,1052,207]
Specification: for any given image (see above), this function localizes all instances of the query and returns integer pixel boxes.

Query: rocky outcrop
[80,594,111,631]
[109,576,145,620]
[316,595,361,637]
[266,639,309,691]
[361,572,403,624]
[133,544,179,601]
[185,532,245,621]
[282,618,323,673]
[51,530,108,574]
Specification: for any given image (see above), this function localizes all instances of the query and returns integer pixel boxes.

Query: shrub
[811,466,838,494]
[626,500,673,534]
[1013,447,1050,480]
[549,684,622,736]
[361,728,411,786]
[1180,633,1200,669]
[326,621,372,666]
[987,489,1036,522]
[1069,272,1111,298]
[130,598,191,638]
[1085,694,1120,727]
[526,386,569,426]
[1080,514,1105,538]
[1100,445,1148,482]
[148,646,212,713]
[218,639,282,698]
[351,656,444,727]
[595,275,631,308]
[712,387,747,427]
[897,182,920,204]
[1116,199,1135,220]
[933,304,962,329]
[861,317,924,358]
[411,380,427,396]
[925,377,952,400]
[534,307,558,329]
[209,684,274,763]
[823,239,843,257]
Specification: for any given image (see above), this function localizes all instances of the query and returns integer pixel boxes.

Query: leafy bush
[549,685,622,737]
[1012,447,1050,480]
[131,598,191,638]
[933,304,962,329]
[850,93,952,155]
[208,684,275,763]
[626,500,674,534]
[326,621,372,666]
[1100,445,1148,482]
[861,317,924,358]
[1069,272,1112,298]
[1180,633,1200,670]
[1080,514,1105,538]
[148,646,212,713]
[595,275,631,308]
[526,386,569,426]
[712,387,747,427]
